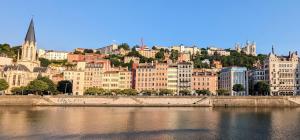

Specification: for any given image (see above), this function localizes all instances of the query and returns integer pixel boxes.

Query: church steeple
[25,19,36,43]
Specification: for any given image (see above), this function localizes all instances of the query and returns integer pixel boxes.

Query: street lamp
[65,83,69,95]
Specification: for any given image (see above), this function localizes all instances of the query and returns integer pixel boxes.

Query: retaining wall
[0,96,299,107]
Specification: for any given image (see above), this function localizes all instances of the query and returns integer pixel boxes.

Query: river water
[0,107,299,140]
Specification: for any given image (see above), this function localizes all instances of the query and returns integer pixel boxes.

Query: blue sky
[0,0,300,55]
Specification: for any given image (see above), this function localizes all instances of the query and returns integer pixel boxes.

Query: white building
[40,50,68,60]
[264,47,299,95]
[219,67,249,96]
[171,45,200,55]
[207,47,230,56]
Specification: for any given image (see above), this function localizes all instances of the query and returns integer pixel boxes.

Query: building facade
[192,69,218,95]
[39,50,68,60]
[1,19,51,94]
[264,48,299,95]
[219,67,249,96]
[235,41,257,56]
[207,47,230,56]
[177,62,193,92]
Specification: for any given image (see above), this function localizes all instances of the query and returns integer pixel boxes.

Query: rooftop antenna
[272,45,275,54]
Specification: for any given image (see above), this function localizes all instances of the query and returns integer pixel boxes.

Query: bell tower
[18,18,40,71]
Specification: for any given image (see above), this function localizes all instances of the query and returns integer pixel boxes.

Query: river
[0,107,299,140]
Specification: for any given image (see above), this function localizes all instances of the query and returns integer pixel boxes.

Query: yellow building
[63,62,103,95]
[102,68,131,90]
[138,50,158,58]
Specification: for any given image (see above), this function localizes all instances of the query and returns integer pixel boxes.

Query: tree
[216,89,230,96]
[232,84,245,96]
[39,58,51,67]
[121,89,138,96]
[11,86,28,95]
[141,90,157,96]
[152,46,157,50]
[27,80,49,95]
[84,87,106,95]
[37,76,57,94]
[0,79,9,94]
[169,50,179,62]
[195,90,211,96]
[57,80,72,94]
[179,89,191,96]
[155,48,165,61]
[254,81,270,96]
[118,43,130,50]
[83,49,94,53]
[159,89,173,96]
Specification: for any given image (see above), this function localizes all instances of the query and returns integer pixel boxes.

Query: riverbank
[0,96,300,107]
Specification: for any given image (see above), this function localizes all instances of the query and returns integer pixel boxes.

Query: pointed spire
[25,18,36,43]
[272,45,275,54]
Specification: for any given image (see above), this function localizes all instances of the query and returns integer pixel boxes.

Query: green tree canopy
[39,58,51,67]
[232,84,245,95]
[84,49,94,53]
[121,89,138,96]
[195,90,211,96]
[179,89,191,96]
[155,48,165,61]
[0,79,9,92]
[169,49,179,62]
[141,90,157,96]
[84,87,106,95]
[37,76,57,93]
[27,80,49,95]
[118,43,130,50]
[254,81,270,95]
[159,89,173,96]
[216,89,230,96]
[57,80,72,94]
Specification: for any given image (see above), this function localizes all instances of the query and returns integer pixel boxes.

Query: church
[1,19,52,94]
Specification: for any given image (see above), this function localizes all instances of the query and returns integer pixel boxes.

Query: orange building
[192,69,218,95]
[67,53,107,63]
[135,63,156,91]
[155,63,168,90]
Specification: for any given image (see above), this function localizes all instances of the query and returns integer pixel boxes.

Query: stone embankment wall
[0,96,299,107]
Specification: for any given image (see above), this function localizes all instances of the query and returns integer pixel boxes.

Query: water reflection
[0,107,299,140]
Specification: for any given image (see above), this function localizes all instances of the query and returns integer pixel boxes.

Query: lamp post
[64,83,69,95]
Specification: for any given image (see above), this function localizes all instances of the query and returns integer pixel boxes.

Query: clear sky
[1,0,300,55]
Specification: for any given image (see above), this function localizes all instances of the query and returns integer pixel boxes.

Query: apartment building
[138,49,158,58]
[219,67,249,96]
[67,53,107,63]
[155,63,168,90]
[264,48,299,95]
[177,62,193,92]
[192,69,218,95]
[135,63,156,91]
[167,64,178,93]
[102,68,131,90]
[63,62,103,95]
